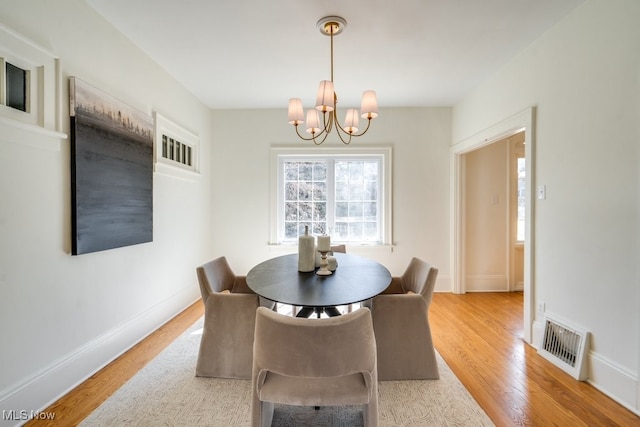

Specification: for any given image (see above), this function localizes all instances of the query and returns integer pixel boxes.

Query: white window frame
[1,58,31,114]
[270,145,392,246]
[0,23,66,148]
[153,112,200,181]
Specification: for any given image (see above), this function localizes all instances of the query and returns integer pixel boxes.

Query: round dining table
[246,252,392,317]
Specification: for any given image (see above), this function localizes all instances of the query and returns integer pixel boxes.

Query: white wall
[452,0,640,413]
[209,107,452,281]
[0,1,211,421]
[464,139,509,291]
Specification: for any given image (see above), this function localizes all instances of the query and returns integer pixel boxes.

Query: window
[161,134,193,167]
[1,56,33,118]
[516,157,526,241]
[0,24,65,146]
[271,147,392,245]
[4,61,28,112]
[153,112,199,180]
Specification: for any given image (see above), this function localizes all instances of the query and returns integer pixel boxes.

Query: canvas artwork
[69,77,153,255]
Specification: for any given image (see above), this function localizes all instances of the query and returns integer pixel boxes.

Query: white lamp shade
[315,80,335,112]
[288,98,304,125]
[360,90,378,119]
[306,109,321,134]
[344,108,359,134]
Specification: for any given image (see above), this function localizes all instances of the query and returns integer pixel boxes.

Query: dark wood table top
[246,253,391,308]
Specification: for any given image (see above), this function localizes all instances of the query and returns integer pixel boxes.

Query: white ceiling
[86,0,583,110]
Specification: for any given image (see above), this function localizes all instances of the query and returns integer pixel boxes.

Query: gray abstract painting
[69,77,153,255]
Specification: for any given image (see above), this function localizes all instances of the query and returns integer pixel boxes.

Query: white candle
[317,235,330,252]
[327,256,337,271]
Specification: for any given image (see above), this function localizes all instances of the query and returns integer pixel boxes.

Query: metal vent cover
[538,313,590,381]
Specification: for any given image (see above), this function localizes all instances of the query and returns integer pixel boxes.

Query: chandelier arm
[324,110,335,133]
[328,113,353,144]
[312,124,331,145]
[312,129,331,145]
[331,111,357,145]
[312,135,325,145]
[294,124,325,142]
[308,111,332,145]
[344,117,373,138]
[327,106,368,143]
[335,131,353,145]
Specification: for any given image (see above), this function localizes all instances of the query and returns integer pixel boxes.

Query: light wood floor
[429,292,640,426]
[28,292,639,426]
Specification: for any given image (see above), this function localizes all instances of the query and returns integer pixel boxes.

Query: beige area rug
[80,317,494,426]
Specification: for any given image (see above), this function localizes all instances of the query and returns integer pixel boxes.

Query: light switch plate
[537,185,546,200]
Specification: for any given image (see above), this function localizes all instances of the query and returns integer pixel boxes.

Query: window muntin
[153,112,199,180]
[161,134,193,167]
[334,160,379,241]
[283,160,328,238]
[278,154,384,244]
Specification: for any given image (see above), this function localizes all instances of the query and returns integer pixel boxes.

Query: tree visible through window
[335,161,379,241]
[284,160,328,238]
[280,155,382,244]
[517,157,526,241]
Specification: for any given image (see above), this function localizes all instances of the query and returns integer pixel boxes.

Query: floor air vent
[538,314,590,381]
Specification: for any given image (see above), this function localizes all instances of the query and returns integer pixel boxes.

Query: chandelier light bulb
[360,90,378,119]
[315,80,335,112]
[306,109,321,134]
[288,98,305,125]
[344,109,359,134]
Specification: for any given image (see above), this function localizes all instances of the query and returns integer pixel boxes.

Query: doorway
[450,107,535,343]
[462,132,525,292]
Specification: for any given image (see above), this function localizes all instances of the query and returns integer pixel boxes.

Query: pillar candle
[317,235,330,252]
[327,256,337,271]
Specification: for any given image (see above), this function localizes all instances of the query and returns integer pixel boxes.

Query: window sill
[0,115,67,151]
[154,162,200,182]
[268,243,394,256]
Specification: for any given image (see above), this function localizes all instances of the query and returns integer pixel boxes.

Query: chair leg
[259,401,274,427]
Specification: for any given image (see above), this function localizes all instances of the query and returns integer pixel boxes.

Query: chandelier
[287,16,378,145]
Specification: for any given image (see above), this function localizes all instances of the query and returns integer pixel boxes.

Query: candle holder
[316,250,332,276]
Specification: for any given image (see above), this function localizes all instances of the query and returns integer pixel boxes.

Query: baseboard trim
[464,274,509,292]
[0,287,199,427]
[531,319,638,416]
[587,351,639,416]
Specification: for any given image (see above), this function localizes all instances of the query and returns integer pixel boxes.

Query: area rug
[80,317,494,426]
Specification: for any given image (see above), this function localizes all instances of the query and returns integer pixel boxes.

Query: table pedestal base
[296,306,342,318]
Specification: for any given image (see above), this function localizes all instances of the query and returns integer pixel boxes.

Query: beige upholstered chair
[251,307,378,427]
[330,244,347,254]
[365,257,439,380]
[195,256,267,379]
[329,245,354,313]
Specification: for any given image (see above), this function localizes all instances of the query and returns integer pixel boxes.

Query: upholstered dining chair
[329,245,354,313]
[364,257,439,380]
[330,244,347,254]
[195,256,270,379]
[251,306,378,427]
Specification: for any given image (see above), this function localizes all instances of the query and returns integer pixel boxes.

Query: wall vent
[538,313,590,381]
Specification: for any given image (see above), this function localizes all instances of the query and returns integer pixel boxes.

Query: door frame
[450,107,536,343]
